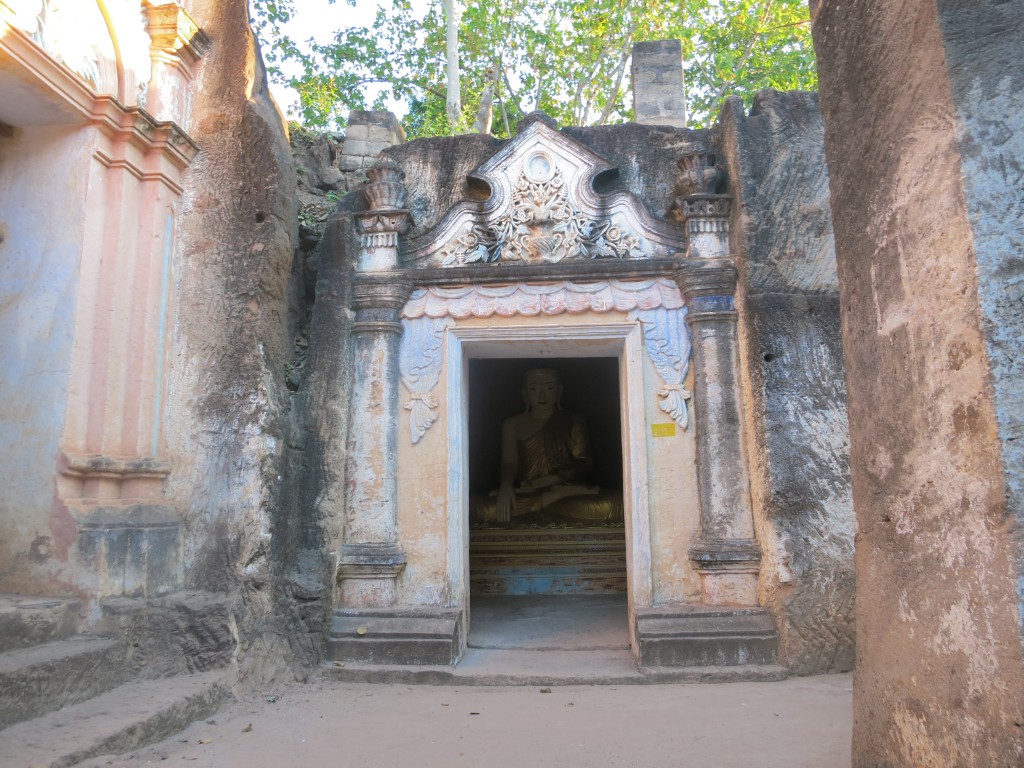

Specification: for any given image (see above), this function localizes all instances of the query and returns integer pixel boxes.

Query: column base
[635,605,778,667]
[689,539,761,606]
[336,542,406,607]
[327,607,463,666]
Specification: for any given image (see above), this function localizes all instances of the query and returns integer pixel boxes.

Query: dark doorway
[467,357,626,596]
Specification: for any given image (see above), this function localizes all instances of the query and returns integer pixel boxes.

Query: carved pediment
[401,116,686,269]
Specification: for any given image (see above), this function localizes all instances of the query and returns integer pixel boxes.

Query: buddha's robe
[471,410,623,525]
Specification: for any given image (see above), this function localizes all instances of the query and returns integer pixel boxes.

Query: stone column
[674,165,760,606]
[338,159,412,606]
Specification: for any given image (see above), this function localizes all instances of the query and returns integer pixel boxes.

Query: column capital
[351,275,414,334]
[143,1,210,69]
[674,258,738,321]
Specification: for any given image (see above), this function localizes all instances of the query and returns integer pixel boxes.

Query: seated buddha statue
[470,368,623,526]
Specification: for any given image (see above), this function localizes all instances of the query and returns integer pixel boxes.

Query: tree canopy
[251,0,816,137]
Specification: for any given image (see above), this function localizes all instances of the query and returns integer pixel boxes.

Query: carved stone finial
[675,151,726,197]
[363,155,409,211]
[355,156,412,271]
[672,152,732,259]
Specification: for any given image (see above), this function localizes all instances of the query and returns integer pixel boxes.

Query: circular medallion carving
[524,152,555,183]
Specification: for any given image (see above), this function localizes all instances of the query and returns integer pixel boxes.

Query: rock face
[166,0,310,681]
[718,92,855,675]
[812,0,1024,764]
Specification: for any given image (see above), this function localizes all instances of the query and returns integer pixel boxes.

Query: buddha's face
[523,369,561,416]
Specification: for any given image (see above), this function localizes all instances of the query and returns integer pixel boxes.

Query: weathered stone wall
[718,92,855,674]
[165,0,310,681]
[812,0,1024,763]
[0,126,87,592]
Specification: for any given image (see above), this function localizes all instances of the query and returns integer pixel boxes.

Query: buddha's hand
[519,473,559,491]
[496,483,515,522]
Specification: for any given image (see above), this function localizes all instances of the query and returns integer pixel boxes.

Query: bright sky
[267,0,423,120]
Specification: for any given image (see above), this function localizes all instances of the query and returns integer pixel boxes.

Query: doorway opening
[466,357,628,651]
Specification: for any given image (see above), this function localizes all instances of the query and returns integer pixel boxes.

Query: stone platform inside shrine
[469,527,628,595]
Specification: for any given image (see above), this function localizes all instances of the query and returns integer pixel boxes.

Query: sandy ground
[80,674,852,768]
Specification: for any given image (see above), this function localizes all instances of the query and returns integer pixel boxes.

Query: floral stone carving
[399,280,692,443]
[440,162,641,266]
[399,316,455,444]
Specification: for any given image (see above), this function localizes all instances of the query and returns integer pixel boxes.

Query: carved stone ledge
[677,195,732,220]
[351,279,413,335]
[689,539,763,572]
[689,539,762,607]
[337,543,408,581]
[61,452,171,480]
[144,1,210,66]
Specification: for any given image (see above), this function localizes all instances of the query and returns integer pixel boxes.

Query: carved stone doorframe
[444,322,650,656]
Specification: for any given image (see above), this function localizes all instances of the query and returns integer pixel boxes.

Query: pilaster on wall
[58,98,200,599]
[0,6,204,598]
[144,1,210,127]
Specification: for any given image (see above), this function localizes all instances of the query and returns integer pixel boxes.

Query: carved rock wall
[165,0,315,681]
[813,0,1024,764]
[718,92,855,675]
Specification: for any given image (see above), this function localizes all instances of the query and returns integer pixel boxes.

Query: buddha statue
[470,368,624,526]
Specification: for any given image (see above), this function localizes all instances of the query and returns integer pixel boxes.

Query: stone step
[323,647,788,686]
[0,670,228,768]
[328,608,462,666]
[635,606,779,667]
[0,636,134,729]
[0,595,80,653]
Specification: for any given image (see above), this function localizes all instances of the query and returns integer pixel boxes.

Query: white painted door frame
[444,321,652,656]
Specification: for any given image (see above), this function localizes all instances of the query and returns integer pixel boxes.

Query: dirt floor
[80,674,852,768]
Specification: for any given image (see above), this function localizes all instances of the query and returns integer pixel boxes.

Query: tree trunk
[441,0,462,131]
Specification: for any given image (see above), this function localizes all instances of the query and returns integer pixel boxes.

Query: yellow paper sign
[651,423,676,438]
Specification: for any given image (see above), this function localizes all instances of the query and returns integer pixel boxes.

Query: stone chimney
[631,40,687,128]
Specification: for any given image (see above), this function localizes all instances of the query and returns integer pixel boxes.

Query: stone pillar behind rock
[340,110,407,172]
[631,40,686,128]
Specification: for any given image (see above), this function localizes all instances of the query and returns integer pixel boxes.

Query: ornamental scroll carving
[439,163,641,266]
[628,307,692,430]
[399,279,692,443]
[399,316,455,444]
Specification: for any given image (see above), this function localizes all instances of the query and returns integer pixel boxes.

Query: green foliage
[251,0,816,136]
